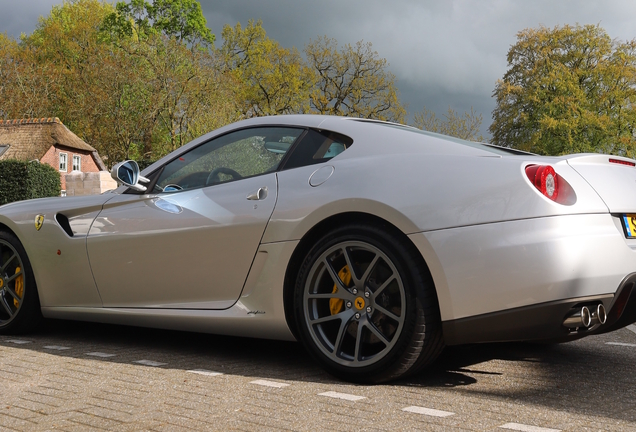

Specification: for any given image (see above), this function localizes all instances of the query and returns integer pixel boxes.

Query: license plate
[623,214,636,237]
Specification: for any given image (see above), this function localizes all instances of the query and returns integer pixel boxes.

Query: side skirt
[41,305,296,341]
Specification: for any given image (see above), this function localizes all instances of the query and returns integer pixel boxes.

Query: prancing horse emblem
[35,214,44,231]
[354,296,365,310]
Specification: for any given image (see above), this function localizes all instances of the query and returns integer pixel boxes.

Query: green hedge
[0,160,61,206]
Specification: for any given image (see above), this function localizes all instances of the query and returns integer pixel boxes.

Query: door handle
[247,186,268,201]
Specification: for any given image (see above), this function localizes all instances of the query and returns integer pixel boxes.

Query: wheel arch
[0,221,20,242]
[0,222,43,333]
[282,211,440,340]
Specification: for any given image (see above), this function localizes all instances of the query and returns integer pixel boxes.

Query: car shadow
[2,319,636,421]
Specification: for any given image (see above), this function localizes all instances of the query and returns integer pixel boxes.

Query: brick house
[0,117,109,195]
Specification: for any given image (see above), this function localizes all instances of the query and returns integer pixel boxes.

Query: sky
[2,0,636,137]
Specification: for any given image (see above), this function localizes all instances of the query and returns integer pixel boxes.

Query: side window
[155,127,304,193]
[281,129,353,170]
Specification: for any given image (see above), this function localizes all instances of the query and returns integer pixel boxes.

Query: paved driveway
[1,319,636,431]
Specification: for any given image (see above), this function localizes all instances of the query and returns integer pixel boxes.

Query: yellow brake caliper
[330,266,352,315]
[13,266,23,308]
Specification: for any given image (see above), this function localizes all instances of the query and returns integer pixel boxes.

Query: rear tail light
[525,164,576,205]
[525,165,559,201]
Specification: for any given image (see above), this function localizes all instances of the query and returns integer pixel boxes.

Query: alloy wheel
[0,239,25,326]
[303,240,406,367]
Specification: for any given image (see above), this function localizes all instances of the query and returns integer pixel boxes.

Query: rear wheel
[0,231,42,334]
[294,223,443,383]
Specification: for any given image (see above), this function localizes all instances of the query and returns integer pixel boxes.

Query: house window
[72,155,81,171]
[0,145,9,157]
[59,153,67,172]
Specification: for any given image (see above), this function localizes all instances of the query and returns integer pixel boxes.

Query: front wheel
[294,224,443,383]
[0,231,42,334]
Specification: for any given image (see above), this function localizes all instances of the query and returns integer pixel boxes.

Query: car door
[86,126,304,309]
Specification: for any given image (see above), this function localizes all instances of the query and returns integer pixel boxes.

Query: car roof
[142,115,526,178]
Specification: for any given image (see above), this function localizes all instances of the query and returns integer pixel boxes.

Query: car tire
[293,223,444,383]
[0,230,42,334]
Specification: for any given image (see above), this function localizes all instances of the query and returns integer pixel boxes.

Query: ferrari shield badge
[34,214,44,231]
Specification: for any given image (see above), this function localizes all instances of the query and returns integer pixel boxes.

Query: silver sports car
[1,115,636,383]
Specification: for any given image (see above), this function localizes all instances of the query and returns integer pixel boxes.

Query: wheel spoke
[372,276,396,299]
[307,291,351,300]
[353,320,364,362]
[360,254,380,287]
[332,316,351,355]
[310,310,350,325]
[365,320,390,346]
[0,294,13,317]
[3,286,20,303]
[323,258,347,291]
[374,304,401,323]
[341,246,360,286]
[5,270,22,284]
[0,253,16,273]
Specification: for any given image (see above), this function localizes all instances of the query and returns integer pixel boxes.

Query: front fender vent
[55,213,74,237]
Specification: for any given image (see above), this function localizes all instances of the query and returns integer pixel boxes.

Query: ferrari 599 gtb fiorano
[1,115,636,383]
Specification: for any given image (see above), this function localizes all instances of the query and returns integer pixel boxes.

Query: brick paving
[0,320,635,431]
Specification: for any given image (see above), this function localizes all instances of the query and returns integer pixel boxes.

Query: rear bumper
[408,213,636,343]
[442,273,636,344]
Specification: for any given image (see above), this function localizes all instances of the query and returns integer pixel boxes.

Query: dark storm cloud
[3,0,636,136]
[202,0,636,135]
[0,0,61,38]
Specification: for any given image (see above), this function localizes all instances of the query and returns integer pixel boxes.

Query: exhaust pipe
[589,304,607,326]
[564,306,591,329]
[563,304,606,329]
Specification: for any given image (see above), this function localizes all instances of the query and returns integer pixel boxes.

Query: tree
[413,106,484,141]
[0,33,48,120]
[490,24,636,157]
[221,20,313,117]
[102,0,214,46]
[305,36,406,123]
[20,0,157,162]
[103,0,234,157]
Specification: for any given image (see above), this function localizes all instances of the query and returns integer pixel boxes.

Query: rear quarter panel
[264,147,611,323]
[264,152,608,244]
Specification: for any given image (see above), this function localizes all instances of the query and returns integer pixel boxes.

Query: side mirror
[111,160,150,192]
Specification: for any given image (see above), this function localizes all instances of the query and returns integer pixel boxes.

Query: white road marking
[402,406,455,417]
[499,423,561,432]
[250,379,290,388]
[627,324,636,335]
[318,391,366,401]
[134,360,167,367]
[6,339,31,344]
[187,369,223,377]
[85,352,117,358]
[44,345,71,350]
[606,342,636,347]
